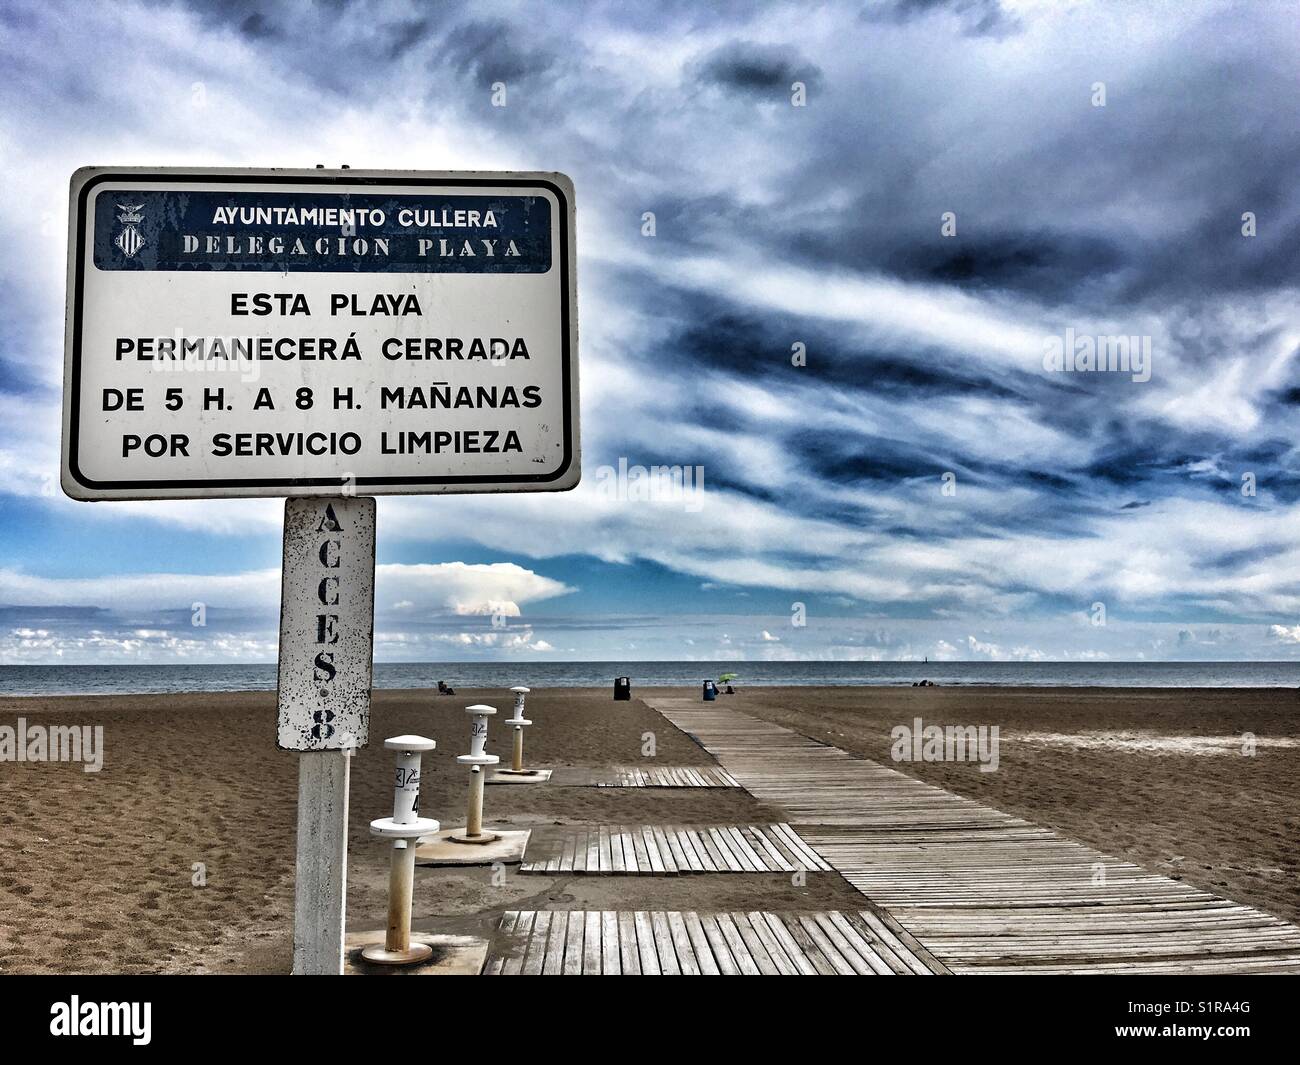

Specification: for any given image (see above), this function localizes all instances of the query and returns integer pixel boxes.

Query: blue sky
[2,0,1300,664]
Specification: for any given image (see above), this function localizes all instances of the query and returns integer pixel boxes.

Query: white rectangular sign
[277,496,375,752]
[61,167,579,500]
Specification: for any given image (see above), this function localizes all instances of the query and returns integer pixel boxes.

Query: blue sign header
[93,189,552,273]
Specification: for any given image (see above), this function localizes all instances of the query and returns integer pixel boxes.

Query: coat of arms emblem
[114,203,146,259]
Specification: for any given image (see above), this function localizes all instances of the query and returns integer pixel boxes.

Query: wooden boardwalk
[484,910,946,974]
[519,822,831,875]
[648,699,1300,974]
[551,765,740,788]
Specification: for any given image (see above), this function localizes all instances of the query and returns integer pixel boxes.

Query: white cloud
[0,561,572,616]
[1269,624,1300,644]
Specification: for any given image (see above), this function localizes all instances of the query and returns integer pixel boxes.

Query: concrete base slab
[486,768,553,785]
[344,932,490,976]
[415,827,531,866]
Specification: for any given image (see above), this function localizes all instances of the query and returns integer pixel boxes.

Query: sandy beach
[0,685,1296,974]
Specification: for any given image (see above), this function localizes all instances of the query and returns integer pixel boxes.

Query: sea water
[3,660,1300,696]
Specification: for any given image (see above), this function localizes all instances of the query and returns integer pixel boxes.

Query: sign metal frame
[61,166,579,501]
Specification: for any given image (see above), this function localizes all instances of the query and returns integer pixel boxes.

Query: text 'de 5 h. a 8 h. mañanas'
[60,167,579,501]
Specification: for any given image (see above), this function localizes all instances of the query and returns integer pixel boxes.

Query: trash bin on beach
[702,679,717,701]
[613,676,631,701]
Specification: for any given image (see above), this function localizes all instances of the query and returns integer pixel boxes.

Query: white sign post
[61,167,580,975]
[279,496,374,974]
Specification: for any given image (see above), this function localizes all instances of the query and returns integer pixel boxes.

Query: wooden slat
[694,827,727,871]
[650,825,678,874]
[725,826,764,872]
[634,911,660,975]
[552,766,742,788]
[684,912,720,975]
[520,823,829,875]
[716,913,762,975]
[676,827,705,872]
[668,911,702,975]
[500,910,532,976]
[699,914,738,975]
[522,911,550,975]
[811,911,877,976]
[853,909,936,976]
[706,827,741,870]
[827,910,894,975]
[563,908,584,975]
[662,827,691,872]
[543,911,567,975]
[583,911,602,975]
[732,912,780,975]
[597,825,612,874]
[630,825,651,872]
[641,826,666,874]
[618,827,637,873]
[574,827,589,874]
[745,824,795,872]
[746,910,799,975]
[797,914,857,975]
[651,912,680,975]
[609,825,625,874]
[600,911,621,975]
[776,913,837,976]
[617,911,640,975]
[762,912,819,975]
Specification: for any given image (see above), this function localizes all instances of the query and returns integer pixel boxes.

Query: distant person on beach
[437,680,455,695]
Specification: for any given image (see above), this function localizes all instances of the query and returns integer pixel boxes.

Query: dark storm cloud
[806,446,949,486]
[169,0,277,37]
[623,274,1019,399]
[385,16,430,58]
[1206,544,1292,572]
[647,183,1125,304]
[238,10,276,39]
[1084,451,1197,488]
[442,17,556,88]
[691,40,821,94]
[863,0,1021,38]
[900,231,1130,302]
